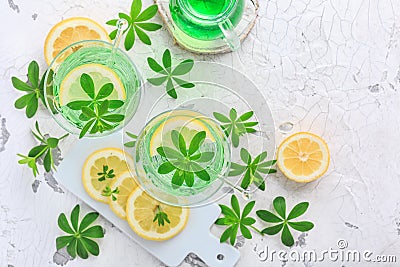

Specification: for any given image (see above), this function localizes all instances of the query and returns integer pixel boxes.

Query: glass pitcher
[169,0,244,51]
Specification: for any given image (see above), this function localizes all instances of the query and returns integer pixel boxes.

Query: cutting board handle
[191,230,240,267]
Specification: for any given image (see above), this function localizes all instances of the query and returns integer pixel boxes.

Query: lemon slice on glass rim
[44,17,110,65]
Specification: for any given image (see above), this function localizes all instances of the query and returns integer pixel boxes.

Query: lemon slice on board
[44,17,110,65]
[82,148,134,203]
[58,63,126,107]
[277,132,330,183]
[108,171,138,219]
[126,188,189,241]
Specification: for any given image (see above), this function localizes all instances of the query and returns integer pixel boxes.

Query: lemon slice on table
[126,188,189,241]
[277,132,330,183]
[44,17,110,65]
[82,148,134,203]
[108,171,138,219]
[148,113,215,157]
[59,63,126,107]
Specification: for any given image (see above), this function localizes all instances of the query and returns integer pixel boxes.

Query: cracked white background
[1,0,400,266]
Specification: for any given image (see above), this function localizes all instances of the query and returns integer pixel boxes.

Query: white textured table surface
[1,0,400,266]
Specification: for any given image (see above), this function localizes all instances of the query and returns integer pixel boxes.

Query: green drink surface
[52,46,140,130]
[185,0,230,18]
[170,0,244,41]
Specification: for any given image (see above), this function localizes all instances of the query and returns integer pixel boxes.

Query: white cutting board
[55,132,240,267]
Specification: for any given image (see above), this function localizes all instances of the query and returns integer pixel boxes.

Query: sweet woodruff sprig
[11,60,49,118]
[256,196,314,247]
[147,49,195,99]
[66,73,125,138]
[157,130,214,187]
[97,165,115,182]
[17,121,68,177]
[106,0,162,50]
[228,148,277,191]
[56,205,104,259]
[215,194,259,245]
[215,195,314,247]
[101,185,120,201]
[153,205,171,227]
[213,109,259,148]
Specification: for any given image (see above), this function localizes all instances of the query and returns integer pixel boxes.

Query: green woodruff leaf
[228,147,277,191]
[17,121,68,177]
[12,60,48,118]
[65,73,125,139]
[213,109,259,148]
[106,0,162,50]
[147,49,195,99]
[215,195,314,247]
[256,196,314,247]
[124,131,137,147]
[215,194,259,245]
[56,205,104,259]
[156,129,213,188]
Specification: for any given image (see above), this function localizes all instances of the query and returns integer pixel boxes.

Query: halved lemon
[126,188,189,241]
[277,132,330,182]
[44,17,110,65]
[109,171,138,219]
[149,111,216,156]
[82,148,134,203]
[59,63,126,106]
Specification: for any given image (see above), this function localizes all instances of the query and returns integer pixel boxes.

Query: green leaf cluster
[157,130,214,187]
[213,109,258,147]
[256,196,314,247]
[17,121,68,177]
[106,0,162,50]
[147,49,195,99]
[12,61,48,118]
[66,73,125,138]
[97,165,115,181]
[229,148,277,191]
[215,194,259,245]
[153,206,171,226]
[56,205,104,259]
[101,186,119,201]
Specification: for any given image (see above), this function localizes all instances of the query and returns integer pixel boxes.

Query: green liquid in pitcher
[170,0,244,40]
[185,0,230,18]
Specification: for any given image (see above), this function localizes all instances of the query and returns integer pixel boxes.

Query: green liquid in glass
[52,46,140,130]
[170,0,244,40]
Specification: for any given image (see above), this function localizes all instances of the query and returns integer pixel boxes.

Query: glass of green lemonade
[134,109,231,207]
[170,0,244,50]
[44,39,142,138]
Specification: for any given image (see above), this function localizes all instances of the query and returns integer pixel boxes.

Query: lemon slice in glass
[59,63,126,107]
[148,113,216,156]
